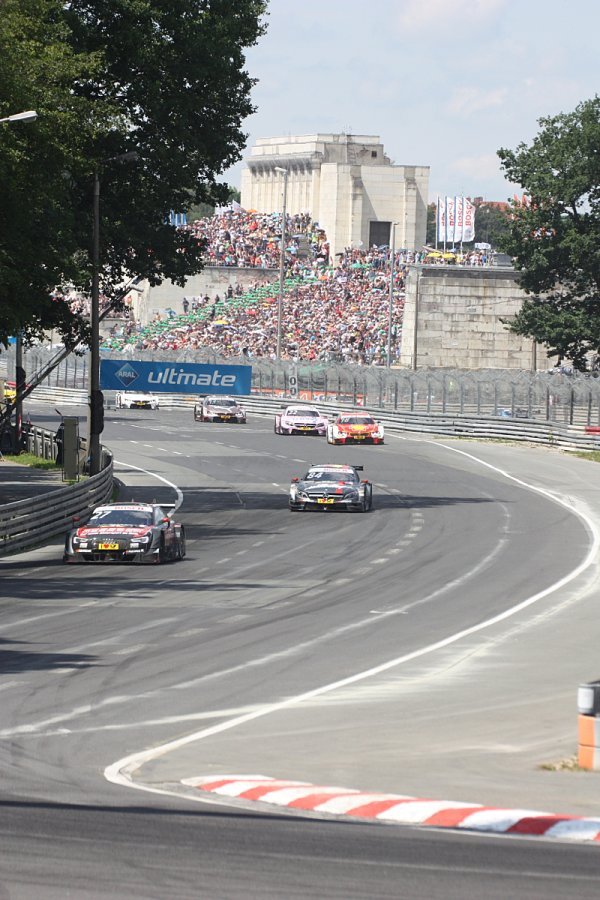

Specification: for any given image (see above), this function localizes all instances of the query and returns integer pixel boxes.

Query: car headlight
[345,491,359,501]
[297,491,309,500]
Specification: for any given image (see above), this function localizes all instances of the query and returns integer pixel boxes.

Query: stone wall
[399,265,542,370]
[240,133,429,256]
[139,267,277,325]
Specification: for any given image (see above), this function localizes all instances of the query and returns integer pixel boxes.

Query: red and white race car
[326,413,384,445]
[63,502,185,564]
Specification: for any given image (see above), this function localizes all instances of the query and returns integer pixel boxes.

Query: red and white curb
[182,775,600,843]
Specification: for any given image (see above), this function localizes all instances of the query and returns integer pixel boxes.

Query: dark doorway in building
[369,221,391,247]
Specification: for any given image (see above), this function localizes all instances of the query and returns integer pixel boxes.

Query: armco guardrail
[20,385,600,451]
[0,453,113,557]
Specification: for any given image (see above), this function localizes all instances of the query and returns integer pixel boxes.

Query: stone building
[399,265,543,370]
[240,133,429,258]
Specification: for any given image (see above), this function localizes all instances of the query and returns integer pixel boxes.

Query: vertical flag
[454,196,464,244]
[437,196,446,243]
[446,197,456,246]
[463,198,475,242]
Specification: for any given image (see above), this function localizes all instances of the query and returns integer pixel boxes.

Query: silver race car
[289,463,373,512]
[64,502,186,563]
[194,395,247,423]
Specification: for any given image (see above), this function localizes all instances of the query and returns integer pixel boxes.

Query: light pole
[386,222,400,368]
[0,110,37,124]
[1,110,38,449]
[89,151,138,475]
[274,166,288,360]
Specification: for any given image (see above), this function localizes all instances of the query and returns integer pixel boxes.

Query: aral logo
[114,363,139,388]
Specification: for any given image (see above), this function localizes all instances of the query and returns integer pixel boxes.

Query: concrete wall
[399,266,542,370]
[139,268,277,326]
[134,264,541,373]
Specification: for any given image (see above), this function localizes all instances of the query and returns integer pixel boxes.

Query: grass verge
[6,452,60,471]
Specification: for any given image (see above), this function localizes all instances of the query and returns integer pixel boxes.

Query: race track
[2,404,600,899]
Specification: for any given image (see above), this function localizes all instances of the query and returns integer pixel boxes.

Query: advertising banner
[101,359,252,395]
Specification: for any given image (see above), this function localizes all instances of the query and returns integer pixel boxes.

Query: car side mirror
[162,516,170,524]
[291,477,299,483]
[361,479,368,484]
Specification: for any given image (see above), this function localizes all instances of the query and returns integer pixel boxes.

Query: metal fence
[98,350,600,427]
[5,345,600,426]
[0,441,113,556]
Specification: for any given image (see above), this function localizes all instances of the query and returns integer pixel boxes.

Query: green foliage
[498,96,600,369]
[472,204,510,248]
[426,202,436,245]
[0,0,267,346]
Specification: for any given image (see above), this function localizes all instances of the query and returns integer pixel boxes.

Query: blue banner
[101,359,252,395]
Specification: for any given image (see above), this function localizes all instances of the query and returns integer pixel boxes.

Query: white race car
[115,391,160,410]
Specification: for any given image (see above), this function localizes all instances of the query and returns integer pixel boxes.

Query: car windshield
[288,408,319,418]
[304,469,357,483]
[339,416,375,425]
[88,509,153,526]
[207,398,237,407]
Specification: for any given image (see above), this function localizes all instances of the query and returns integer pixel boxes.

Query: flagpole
[435,197,439,250]
[443,196,447,253]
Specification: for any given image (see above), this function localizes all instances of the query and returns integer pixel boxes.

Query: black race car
[289,464,373,512]
[63,502,186,563]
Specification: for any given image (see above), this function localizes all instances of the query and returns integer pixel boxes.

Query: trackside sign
[100,359,252,395]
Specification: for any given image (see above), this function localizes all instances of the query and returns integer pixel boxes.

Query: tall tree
[0,0,267,346]
[498,96,600,369]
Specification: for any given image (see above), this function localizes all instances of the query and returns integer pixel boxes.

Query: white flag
[445,197,456,244]
[463,198,476,242]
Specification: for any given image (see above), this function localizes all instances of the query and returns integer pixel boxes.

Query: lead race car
[327,412,384,445]
[289,463,373,512]
[115,391,160,410]
[63,502,186,563]
[194,395,247,423]
[274,405,328,436]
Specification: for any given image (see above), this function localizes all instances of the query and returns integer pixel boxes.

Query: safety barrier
[0,448,113,556]
[19,385,600,451]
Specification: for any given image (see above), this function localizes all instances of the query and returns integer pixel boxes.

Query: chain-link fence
[100,350,600,426]
[3,346,600,426]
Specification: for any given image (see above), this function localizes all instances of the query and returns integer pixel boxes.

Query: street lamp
[386,222,400,369]
[0,110,37,124]
[89,151,139,475]
[274,166,289,360]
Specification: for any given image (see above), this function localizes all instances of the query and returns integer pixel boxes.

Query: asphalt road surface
[2,404,600,899]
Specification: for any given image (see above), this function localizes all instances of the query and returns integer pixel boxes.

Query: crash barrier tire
[0,448,113,557]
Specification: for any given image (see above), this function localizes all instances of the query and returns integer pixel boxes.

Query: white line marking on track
[104,446,600,798]
[370,558,388,565]
[115,460,183,511]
